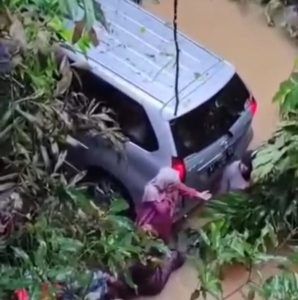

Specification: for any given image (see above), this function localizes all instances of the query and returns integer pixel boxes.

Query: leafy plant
[252,272,298,300]
[0,0,168,298]
[273,59,298,118]
[0,0,123,236]
[0,189,167,298]
[188,219,285,300]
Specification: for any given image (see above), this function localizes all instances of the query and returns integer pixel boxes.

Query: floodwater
[139,0,297,299]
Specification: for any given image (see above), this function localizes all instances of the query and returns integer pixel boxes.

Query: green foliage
[4,0,106,45]
[274,60,298,118]
[188,219,285,300]
[252,272,298,300]
[0,190,167,297]
[0,0,168,298]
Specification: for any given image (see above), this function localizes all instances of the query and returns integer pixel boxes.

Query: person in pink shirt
[136,167,212,243]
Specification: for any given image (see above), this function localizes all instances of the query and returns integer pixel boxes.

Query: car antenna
[173,0,180,117]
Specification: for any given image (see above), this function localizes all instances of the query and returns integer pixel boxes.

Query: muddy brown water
[137,0,297,299]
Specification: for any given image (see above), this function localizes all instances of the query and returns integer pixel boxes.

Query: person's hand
[197,190,212,201]
[142,224,158,237]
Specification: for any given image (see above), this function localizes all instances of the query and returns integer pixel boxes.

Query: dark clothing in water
[126,250,185,297]
[15,253,185,300]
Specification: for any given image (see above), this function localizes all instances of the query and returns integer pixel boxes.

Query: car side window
[76,70,159,152]
[115,95,159,151]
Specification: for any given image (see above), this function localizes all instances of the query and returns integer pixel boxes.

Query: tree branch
[223,265,252,299]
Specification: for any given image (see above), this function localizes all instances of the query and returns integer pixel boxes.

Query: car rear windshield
[170,74,250,158]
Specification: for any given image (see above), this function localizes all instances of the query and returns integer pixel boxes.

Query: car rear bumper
[234,125,253,159]
[174,125,254,222]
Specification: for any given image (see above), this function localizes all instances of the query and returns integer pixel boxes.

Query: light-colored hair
[142,167,180,202]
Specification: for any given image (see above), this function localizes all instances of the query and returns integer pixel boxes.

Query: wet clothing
[136,182,199,242]
[126,250,185,297]
[84,271,111,300]
[62,271,111,300]
[218,161,250,194]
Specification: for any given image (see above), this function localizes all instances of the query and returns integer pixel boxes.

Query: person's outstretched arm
[177,182,211,201]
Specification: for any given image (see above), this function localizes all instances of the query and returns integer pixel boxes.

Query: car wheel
[84,171,136,219]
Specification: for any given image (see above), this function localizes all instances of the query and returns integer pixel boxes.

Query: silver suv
[65,0,256,216]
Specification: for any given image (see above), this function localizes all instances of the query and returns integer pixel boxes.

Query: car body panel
[64,0,254,216]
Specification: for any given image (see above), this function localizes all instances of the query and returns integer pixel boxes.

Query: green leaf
[93,1,108,29]
[59,0,80,20]
[109,198,129,214]
[16,107,43,127]
[34,240,47,269]
[0,173,18,181]
[0,182,16,192]
[273,79,295,105]
[0,107,13,129]
[49,16,73,42]
[47,266,76,282]
[30,286,42,300]
[12,247,31,263]
[54,150,68,172]
[56,237,83,254]
[82,0,96,32]
[66,135,88,148]
[282,85,298,114]
[108,215,134,231]
[0,273,32,291]
[0,124,13,141]
[76,31,92,53]
[40,145,50,169]
[55,56,73,96]
[68,171,86,186]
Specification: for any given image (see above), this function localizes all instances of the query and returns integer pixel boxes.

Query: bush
[0,1,167,298]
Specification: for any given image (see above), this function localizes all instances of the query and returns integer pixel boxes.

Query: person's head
[153,167,180,190]
[239,150,254,181]
[142,167,180,202]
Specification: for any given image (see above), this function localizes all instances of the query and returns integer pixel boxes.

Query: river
[138,0,297,299]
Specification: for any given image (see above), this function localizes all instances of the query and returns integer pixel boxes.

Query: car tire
[84,168,136,220]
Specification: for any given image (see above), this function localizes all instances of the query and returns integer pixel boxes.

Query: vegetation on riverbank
[189,61,298,299]
[0,1,167,298]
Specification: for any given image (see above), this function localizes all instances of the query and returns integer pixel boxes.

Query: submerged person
[123,249,185,297]
[78,250,185,299]
[136,167,212,243]
[217,150,254,194]
[14,250,185,300]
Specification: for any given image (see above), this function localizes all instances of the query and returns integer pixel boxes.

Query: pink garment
[136,182,199,243]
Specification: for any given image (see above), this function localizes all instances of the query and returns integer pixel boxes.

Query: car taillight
[248,96,257,116]
[172,158,186,182]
